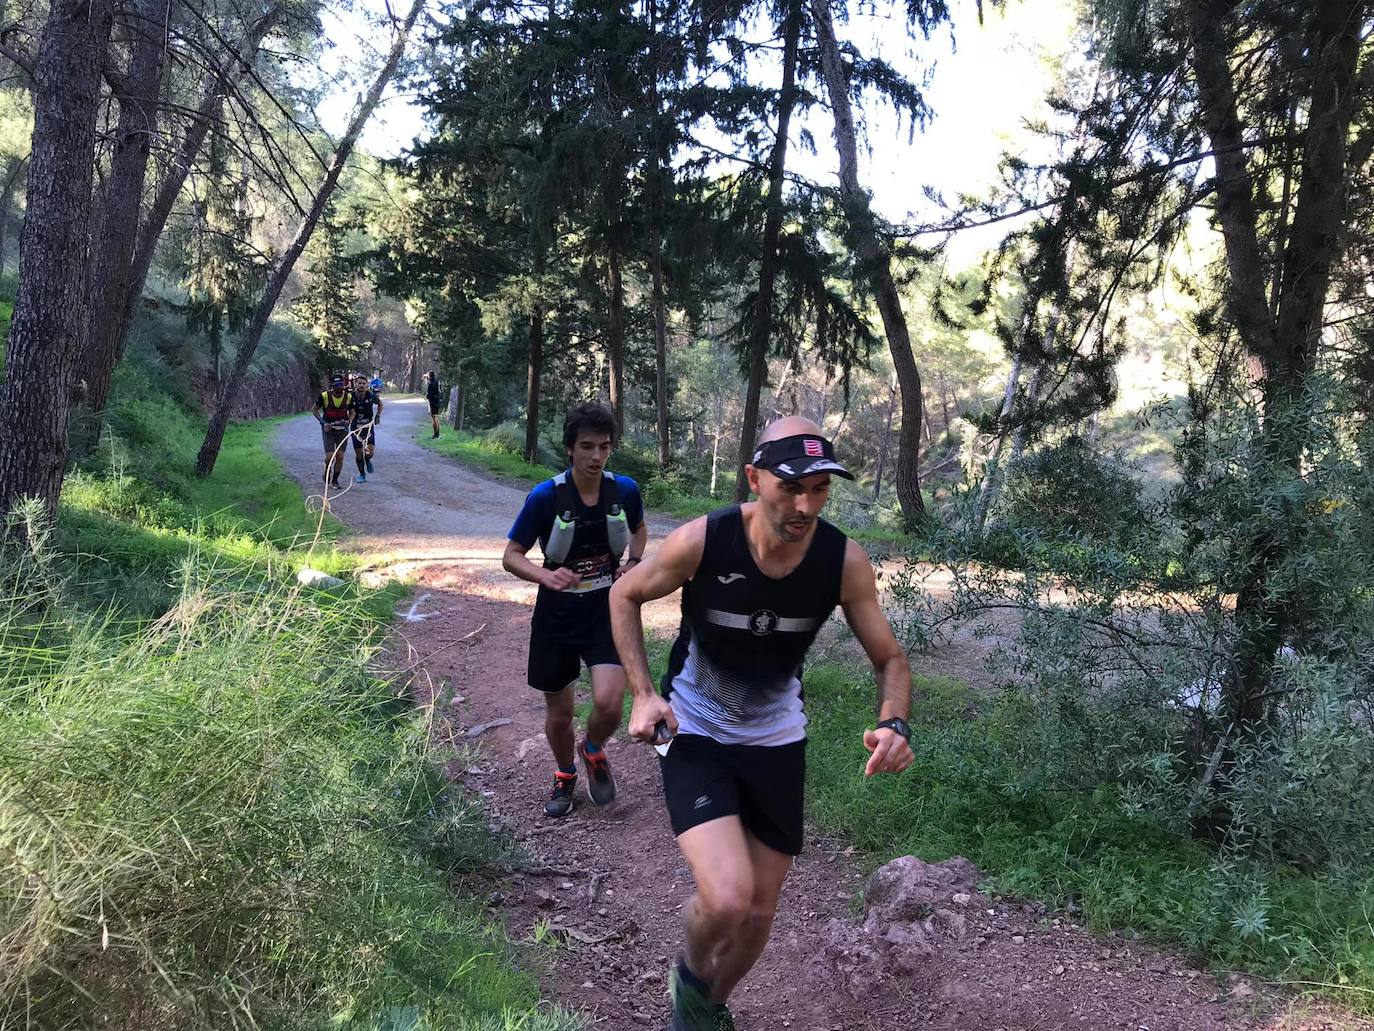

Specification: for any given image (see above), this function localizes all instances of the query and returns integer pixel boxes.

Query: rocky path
[274,399,1364,1031]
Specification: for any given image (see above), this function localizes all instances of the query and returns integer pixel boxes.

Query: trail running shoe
[355,474,366,484]
[669,963,716,1031]
[578,740,616,806]
[713,1005,736,1031]
[544,771,576,817]
[365,457,374,473]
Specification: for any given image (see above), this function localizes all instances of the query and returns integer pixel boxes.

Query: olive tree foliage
[892,0,1374,859]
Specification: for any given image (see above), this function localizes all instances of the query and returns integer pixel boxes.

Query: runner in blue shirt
[503,403,647,817]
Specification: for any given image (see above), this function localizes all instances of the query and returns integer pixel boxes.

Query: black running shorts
[659,733,806,856]
[353,423,374,448]
[321,425,349,456]
[527,635,622,693]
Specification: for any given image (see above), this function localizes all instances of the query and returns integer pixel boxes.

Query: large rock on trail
[817,855,986,995]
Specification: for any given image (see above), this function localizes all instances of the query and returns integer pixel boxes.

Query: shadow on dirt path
[272,399,1365,1031]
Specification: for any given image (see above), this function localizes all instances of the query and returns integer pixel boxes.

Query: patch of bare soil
[274,402,1370,1031]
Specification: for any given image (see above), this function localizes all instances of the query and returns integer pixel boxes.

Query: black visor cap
[750,434,854,481]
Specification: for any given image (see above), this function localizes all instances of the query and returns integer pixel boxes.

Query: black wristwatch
[877,717,912,743]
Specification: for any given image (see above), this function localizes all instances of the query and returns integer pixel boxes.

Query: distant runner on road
[351,374,382,482]
[610,415,914,1031]
[425,371,443,439]
[502,403,648,818]
[311,374,353,490]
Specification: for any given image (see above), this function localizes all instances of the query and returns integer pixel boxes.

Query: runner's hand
[629,693,677,743]
[862,727,913,777]
[541,567,581,591]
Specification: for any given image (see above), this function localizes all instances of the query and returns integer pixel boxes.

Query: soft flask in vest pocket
[543,470,628,567]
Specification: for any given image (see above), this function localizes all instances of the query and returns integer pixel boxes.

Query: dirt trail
[274,399,1363,1031]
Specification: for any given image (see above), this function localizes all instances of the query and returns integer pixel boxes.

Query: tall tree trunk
[967,354,1021,534]
[0,0,114,529]
[810,0,926,526]
[1184,0,1361,795]
[79,2,283,421]
[71,0,167,455]
[733,2,801,501]
[650,225,670,465]
[873,378,896,502]
[606,248,625,430]
[524,310,543,464]
[195,0,423,477]
[647,0,671,468]
[0,155,28,273]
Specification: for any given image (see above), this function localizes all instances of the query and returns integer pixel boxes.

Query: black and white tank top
[660,505,846,745]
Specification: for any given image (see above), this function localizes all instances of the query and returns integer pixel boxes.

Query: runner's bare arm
[610,518,706,740]
[839,539,914,777]
[501,538,579,591]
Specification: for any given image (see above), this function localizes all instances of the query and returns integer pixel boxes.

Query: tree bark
[79,3,284,421]
[1184,0,1363,758]
[873,377,896,502]
[967,354,1021,534]
[733,2,801,501]
[650,224,670,465]
[195,0,424,477]
[0,0,114,529]
[0,155,27,273]
[606,248,626,431]
[647,0,671,468]
[1184,0,1278,370]
[810,0,926,526]
[524,310,543,464]
[71,0,168,455]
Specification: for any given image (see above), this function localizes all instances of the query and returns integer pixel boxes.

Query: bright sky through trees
[318,0,1077,265]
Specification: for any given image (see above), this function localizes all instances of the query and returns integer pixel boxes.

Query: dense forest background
[0,0,1372,1024]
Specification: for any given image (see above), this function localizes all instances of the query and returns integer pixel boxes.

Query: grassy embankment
[802,667,1374,1009]
[421,411,1371,1010]
[0,346,578,1028]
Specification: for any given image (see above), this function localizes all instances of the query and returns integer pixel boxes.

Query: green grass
[801,664,1374,1010]
[0,349,581,1028]
[57,388,361,618]
[422,427,559,484]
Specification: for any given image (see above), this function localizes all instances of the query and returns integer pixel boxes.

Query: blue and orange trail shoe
[578,740,616,806]
[355,474,366,484]
[668,962,716,1031]
[544,771,577,817]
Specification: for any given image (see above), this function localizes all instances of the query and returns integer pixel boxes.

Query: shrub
[995,435,1149,545]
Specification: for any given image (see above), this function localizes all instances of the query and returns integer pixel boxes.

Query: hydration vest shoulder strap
[543,471,627,566]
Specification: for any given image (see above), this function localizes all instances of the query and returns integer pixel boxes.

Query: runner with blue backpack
[502,403,648,817]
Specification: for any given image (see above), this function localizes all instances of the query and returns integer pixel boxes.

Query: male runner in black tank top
[611,416,915,1031]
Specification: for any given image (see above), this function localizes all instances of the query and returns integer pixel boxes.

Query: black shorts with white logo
[659,733,806,856]
[526,633,622,693]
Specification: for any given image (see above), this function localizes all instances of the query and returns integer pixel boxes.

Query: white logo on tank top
[749,609,779,636]
[716,572,746,584]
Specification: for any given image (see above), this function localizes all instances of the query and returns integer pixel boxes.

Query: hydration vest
[320,390,352,423]
[543,470,631,567]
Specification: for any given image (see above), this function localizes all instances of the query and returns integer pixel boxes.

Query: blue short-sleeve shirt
[509,472,643,643]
